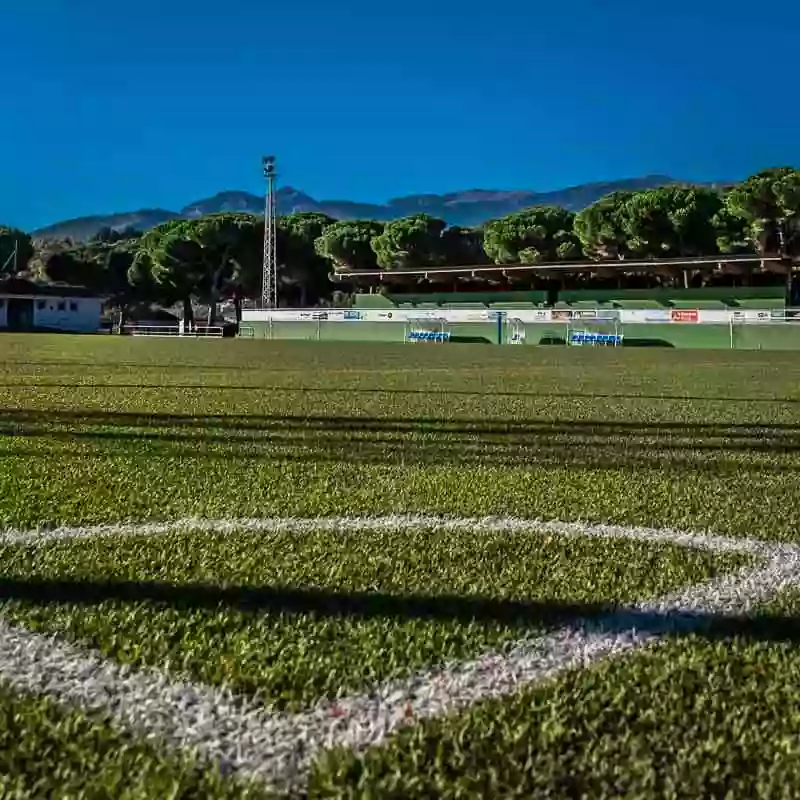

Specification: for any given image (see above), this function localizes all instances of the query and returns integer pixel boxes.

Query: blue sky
[4,0,799,230]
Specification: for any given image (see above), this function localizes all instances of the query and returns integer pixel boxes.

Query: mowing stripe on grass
[0,513,775,555]
[0,516,798,795]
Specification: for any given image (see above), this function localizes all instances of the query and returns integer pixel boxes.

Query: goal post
[507,317,526,344]
[566,311,623,347]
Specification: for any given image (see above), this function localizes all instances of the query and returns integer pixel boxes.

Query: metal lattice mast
[261,156,278,309]
[1,240,18,275]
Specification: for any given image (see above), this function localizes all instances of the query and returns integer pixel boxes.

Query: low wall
[239,308,800,350]
[244,320,500,344]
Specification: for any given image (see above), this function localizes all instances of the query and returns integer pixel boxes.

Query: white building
[0,278,103,333]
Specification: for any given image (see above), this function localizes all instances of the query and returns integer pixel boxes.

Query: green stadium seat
[571,300,615,309]
[613,299,664,309]
[670,300,726,309]
[735,298,785,309]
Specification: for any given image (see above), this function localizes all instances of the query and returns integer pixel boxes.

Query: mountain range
[31,174,705,241]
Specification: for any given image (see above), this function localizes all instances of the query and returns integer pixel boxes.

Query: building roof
[0,278,103,299]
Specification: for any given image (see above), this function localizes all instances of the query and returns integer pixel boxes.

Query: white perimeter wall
[0,296,103,333]
[242,307,781,325]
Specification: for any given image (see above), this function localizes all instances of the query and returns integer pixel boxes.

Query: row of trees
[1,167,798,323]
[317,167,800,269]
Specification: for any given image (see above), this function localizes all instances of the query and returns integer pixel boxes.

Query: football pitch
[2,335,800,797]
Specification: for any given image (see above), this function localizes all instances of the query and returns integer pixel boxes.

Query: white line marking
[0,513,775,555]
[0,516,797,795]
[272,549,800,793]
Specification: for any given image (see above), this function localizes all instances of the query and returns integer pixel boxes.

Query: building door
[6,298,34,331]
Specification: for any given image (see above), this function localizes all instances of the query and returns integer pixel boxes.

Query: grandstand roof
[332,254,786,282]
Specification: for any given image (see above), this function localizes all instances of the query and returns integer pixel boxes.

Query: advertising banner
[511,309,552,323]
[405,309,442,321]
[670,309,699,323]
[696,310,729,324]
[618,309,670,323]
[242,306,783,327]
[440,310,491,323]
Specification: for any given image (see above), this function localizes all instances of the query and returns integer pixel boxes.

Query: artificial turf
[1,334,799,798]
[1,336,800,539]
[0,681,260,799]
[310,592,800,799]
[0,526,742,710]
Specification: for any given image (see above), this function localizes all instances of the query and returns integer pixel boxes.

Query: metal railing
[122,324,224,338]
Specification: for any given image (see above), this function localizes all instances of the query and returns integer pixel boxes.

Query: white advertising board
[696,310,729,324]
[618,309,671,323]
[241,307,785,326]
[507,309,552,323]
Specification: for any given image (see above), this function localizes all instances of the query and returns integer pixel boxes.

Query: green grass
[0,682,259,799]
[1,336,800,539]
[311,592,800,799]
[1,334,799,797]
[0,526,743,710]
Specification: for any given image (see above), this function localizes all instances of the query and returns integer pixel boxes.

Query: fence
[122,324,224,338]
[237,308,800,350]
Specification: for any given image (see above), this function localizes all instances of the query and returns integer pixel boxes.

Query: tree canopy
[725,167,800,256]
[277,212,335,304]
[314,220,385,272]
[0,227,34,275]
[371,214,449,270]
[483,206,579,264]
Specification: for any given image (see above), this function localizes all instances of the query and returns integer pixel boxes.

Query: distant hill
[31,174,694,241]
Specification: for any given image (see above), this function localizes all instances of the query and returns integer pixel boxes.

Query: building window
[57,301,66,312]
[69,301,78,312]
[37,300,46,311]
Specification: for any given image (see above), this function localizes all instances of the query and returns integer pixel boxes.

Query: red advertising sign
[670,309,699,323]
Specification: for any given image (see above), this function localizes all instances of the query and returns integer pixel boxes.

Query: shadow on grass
[622,338,676,348]
[1,410,799,474]
[3,409,800,435]
[0,386,797,405]
[1,576,799,645]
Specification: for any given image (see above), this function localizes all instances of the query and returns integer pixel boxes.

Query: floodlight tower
[261,155,278,309]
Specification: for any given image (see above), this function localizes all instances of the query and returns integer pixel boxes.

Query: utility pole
[261,156,278,309]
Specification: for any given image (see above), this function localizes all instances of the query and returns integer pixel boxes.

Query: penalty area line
[265,548,800,793]
[0,516,798,794]
[0,552,796,795]
[0,513,784,556]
